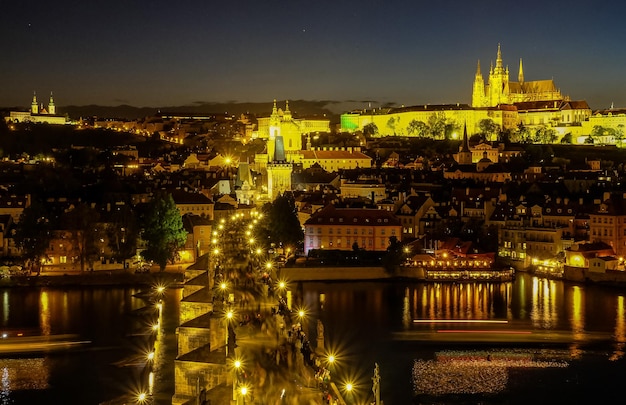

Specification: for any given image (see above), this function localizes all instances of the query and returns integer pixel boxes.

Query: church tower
[457,124,473,165]
[267,99,280,162]
[472,60,486,107]
[48,92,56,115]
[266,134,292,200]
[487,44,510,106]
[518,58,524,84]
[31,92,38,114]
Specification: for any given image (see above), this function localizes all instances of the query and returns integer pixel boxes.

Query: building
[303,204,402,255]
[266,134,293,200]
[6,92,67,125]
[256,100,330,158]
[472,45,563,108]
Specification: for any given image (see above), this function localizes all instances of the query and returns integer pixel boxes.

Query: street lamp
[225,309,235,357]
[239,385,249,405]
[231,358,243,402]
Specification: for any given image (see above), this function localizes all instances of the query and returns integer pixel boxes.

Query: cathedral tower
[472,60,486,107]
[457,124,473,165]
[48,92,56,115]
[31,92,38,114]
[487,44,510,106]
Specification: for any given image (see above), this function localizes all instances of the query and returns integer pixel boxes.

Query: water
[1,274,625,404]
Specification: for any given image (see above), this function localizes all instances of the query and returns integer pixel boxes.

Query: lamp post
[239,385,249,405]
[225,310,234,357]
[232,358,242,402]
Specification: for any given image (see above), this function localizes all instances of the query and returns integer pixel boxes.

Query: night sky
[3,0,626,111]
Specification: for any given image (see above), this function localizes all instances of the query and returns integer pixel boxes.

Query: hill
[55,100,344,121]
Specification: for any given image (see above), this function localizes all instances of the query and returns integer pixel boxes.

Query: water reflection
[407,283,510,326]
[611,295,625,361]
[0,358,50,403]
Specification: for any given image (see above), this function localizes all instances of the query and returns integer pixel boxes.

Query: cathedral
[472,44,564,107]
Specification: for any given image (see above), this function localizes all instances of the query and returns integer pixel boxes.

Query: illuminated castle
[471,44,564,107]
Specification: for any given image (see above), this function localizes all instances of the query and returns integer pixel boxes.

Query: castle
[471,44,564,107]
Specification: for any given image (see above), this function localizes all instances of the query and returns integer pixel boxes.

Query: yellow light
[278,281,286,290]
[220,282,227,290]
[213,248,220,255]
[345,382,353,392]
[234,359,241,369]
[137,392,147,402]
[152,322,159,331]
[256,248,262,255]
[265,262,273,269]
[249,238,255,244]
[147,351,155,361]
[240,386,248,396]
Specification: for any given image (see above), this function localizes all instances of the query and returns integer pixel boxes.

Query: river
[1,273,625,404]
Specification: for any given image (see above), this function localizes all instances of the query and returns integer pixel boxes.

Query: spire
[272,99,278,115]
[494,43,504,73]
[283,100,292,120]
[460,124,470,152]
[475,60,482,77]
[518,58,524,83]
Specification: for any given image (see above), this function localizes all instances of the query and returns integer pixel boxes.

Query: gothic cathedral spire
[518,58,524,83]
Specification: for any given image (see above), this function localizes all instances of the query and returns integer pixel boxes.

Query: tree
[478,119,499,141]
[616,124,625,147]
[407,120,428,137]
[140,193,187,271]
[427,112,446,139]
[14,200,53,275]
[62,202,102,272]
[255,194,303,252]
[106,203,139,269]
[560,133,573,144]
[535,126,557,144]
[386,117,398,135]
[363,123,378,137]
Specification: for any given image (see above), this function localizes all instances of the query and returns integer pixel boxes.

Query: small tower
[472,60,485,107]
[266,134,292,200]
[48,92,56,115]
[518,58,524,84]
[457,124,473,165]
[31,92,38,114]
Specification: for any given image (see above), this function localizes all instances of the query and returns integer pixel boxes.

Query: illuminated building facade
[256,100,330,158]
[6,92,67,125]
[303,205,402,255]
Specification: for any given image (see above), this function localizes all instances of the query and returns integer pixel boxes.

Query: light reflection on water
[303,273,626,404]
[0,358,50,403]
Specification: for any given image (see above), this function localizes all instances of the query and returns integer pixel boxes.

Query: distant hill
[54,100,354,122]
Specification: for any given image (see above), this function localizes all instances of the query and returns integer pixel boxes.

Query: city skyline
[2,1,626,110]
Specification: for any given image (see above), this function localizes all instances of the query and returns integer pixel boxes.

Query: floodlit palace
[340,44,626,143]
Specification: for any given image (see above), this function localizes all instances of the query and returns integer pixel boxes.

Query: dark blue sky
[2,0,626,111]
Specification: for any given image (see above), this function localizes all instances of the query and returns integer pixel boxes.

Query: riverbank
[0,270,183,288]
